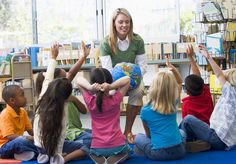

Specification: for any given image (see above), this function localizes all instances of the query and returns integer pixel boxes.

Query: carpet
[21,146,236,164]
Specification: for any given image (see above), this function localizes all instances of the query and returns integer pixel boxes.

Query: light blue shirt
[210,82,236,148]
[140,104,182,149]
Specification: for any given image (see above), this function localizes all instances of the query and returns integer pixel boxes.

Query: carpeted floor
[20,146,236,164]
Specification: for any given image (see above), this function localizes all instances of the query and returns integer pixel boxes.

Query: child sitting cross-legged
[133,57,186,160]
[180,45,236,151]
[0,85,38,161]
[77,68,131,164]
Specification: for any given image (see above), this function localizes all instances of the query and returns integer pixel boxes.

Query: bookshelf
[32,63,96,73]
[147,58,191,65]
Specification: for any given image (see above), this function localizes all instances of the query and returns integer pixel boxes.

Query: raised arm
[68,95,87,114]
[67,41,90,82]
[166,56,183,86]
[39,43,59,98]
[199,45,226,86]
[186,44,201,76]
[77,76,101,94]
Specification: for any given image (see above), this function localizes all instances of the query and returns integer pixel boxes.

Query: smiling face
[114,13,131,40]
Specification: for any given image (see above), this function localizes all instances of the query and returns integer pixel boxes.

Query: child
[182,44,213,125]
[35,70,92,155]
[77,68,131,164]
[33,42,90,163]
[134,58,186,160]
[0,85,37,161]
[180,45,236,151]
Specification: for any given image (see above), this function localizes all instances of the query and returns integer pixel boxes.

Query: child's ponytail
[96,90,104,113]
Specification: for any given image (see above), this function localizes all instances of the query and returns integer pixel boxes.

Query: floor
[80,110,183,134]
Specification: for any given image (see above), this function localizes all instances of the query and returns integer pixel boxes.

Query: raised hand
[81,41,90,58]
[198,44,211,59]
[91,83,101,92]
[165,55,175,72]
[51,42,59,59]
[186,44,195,58]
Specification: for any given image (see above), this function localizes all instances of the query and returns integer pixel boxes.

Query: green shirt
[65,102,85,141]
[100,34,145,67]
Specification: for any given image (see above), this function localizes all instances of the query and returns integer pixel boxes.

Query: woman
[100,8,147,143]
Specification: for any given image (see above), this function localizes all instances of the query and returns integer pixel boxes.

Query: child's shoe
[14,151,35,161]
[106,152,129,164]
[186,140,211,153]
[89,154,106,164]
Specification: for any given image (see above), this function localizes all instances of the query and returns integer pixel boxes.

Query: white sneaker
[14,151,35,161]
[37,153,49,163]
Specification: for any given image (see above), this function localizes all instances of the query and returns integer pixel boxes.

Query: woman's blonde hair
[109,8,134,54]
[224,68,236,86]
[148,71,179,114]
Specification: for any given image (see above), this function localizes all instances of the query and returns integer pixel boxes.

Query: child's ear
[8,97,15,104]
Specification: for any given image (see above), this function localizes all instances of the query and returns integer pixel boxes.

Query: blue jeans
[134,133,185,160]
[179,115,227,150]
[74,129,92,149]
[63,139,89,154]
[0,136,38,159]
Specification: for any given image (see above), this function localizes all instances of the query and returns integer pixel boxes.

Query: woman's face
[114,13,130,40]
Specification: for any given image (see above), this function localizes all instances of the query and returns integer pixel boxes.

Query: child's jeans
[179,115,227,150]
[134,133,185,160]
[74,129,92,150]
[0,136,38,159]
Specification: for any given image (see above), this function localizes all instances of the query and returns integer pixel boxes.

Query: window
[37,0,97,44]
[104,0,180,43]
[0,0,32,48]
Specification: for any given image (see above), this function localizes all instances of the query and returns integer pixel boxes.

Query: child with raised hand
[180,45,236,151]
[0,85,38,161]
[33,42,90,164]
[77,68,131,164]
[134,57,186,161]
[182,44,213,125]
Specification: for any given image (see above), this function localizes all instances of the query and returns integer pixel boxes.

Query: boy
[182,44,214,125]
[180,45,236,152]
[0,85,37,161]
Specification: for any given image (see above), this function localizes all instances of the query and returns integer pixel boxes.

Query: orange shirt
[0,105,32,147]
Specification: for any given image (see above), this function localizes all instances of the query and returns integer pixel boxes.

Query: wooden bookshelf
[32,63,96,73]
[147,58,191,65]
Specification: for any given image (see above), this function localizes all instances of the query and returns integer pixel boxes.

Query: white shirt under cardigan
[210,81,236,148]
[33,59,68,155]
[100,36,147,75]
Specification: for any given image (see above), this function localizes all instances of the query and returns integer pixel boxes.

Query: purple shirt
[83,90,126,148]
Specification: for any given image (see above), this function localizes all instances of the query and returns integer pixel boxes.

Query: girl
[77,68,131,164]
[134,58,186,160]
[33,42,90,163]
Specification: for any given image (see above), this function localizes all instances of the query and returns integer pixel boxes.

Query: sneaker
[106,152,129,164]
[89,154,106,164]
[50,154,64,164]
[14,151,35,161]
[186,140,211,153]
[37,153,49,163]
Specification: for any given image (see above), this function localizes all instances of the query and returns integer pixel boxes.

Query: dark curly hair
[185,74,204,96]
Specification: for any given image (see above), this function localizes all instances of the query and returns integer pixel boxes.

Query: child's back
[182,44,213,124]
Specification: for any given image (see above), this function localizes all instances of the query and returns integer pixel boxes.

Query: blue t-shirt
[140,104,182,149]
